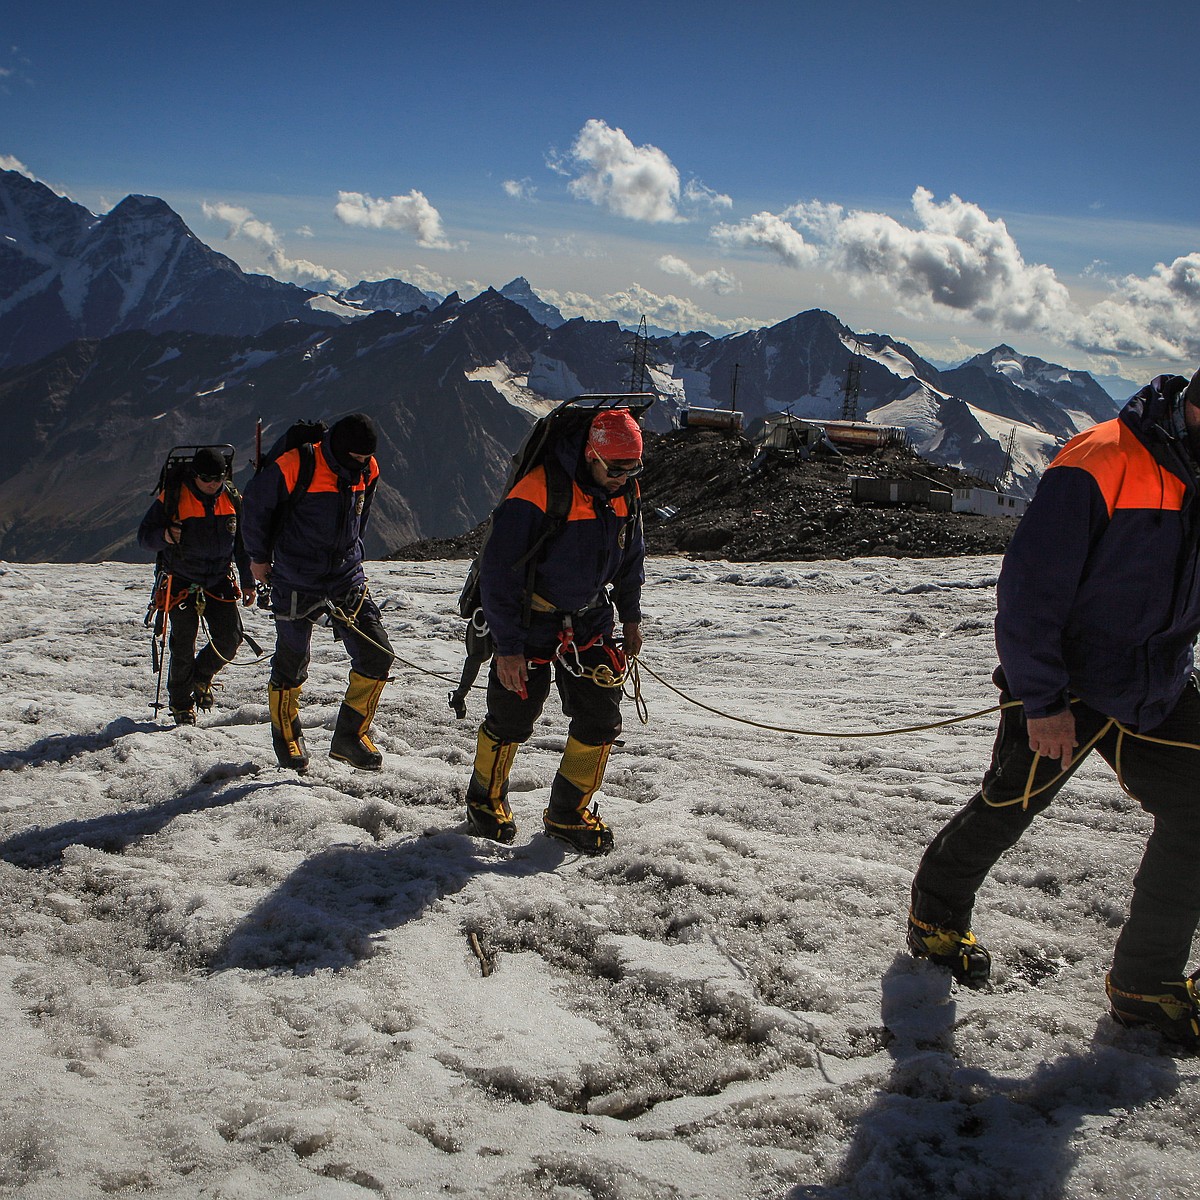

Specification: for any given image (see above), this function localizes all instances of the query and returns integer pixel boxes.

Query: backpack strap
[266,441,317,552]
[514,458,575,629]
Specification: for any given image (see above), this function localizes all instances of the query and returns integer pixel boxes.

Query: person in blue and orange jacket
[242,413,393,775]
[465,407,645,855]
[138,446,255,726]
[908,365,1200,1051]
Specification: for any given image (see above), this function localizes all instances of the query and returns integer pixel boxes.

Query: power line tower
[1000,426,1018,489]
[842,339,862,421]
[730,362,740,413]
[627,315,652,394]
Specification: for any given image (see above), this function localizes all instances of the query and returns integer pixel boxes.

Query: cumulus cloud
[656,254,740,295]
[829,188,1075,332]
[334,189,458,249]
[544,282,758,336]
[202,202,281,250]
[503,177,536,201]
[1077,252,1200,361]
[710,210,819,268]
[684,179,733,211]
[706,186,1200,364]
[563,119,684,223]
[201,200,348,291]
[403,264,457,298]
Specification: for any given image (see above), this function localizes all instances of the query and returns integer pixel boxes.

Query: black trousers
[912,672,1200,987]
[483,637,624,747]
[269,586,393,689]
[167,596,243,710]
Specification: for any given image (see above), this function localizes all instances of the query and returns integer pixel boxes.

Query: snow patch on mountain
[845,335,920,381]
[465,364,556,419]
[526,352,586,401]
[871,383,951,455]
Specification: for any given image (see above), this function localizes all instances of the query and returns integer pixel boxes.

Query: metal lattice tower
[628,316,651,394]
[842,340,862,421]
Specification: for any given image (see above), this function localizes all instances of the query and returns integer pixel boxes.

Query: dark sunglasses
[592,450,644,479]
[194,472,225,484]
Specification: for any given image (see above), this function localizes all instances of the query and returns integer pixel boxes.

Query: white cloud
[505,233,543,256]
[1077,252,1200,361]
[334,189,458,250]
[656,254,740,295]
[201,201,281,250]
[705,187,1200,365]
[503,178,536,201]
[404,264,456,297]
[544,282,758,336]
[710,210,819,268]
[564,119,684,223]
[0,153,32,177]
[201,200,348,291]
[683,179,733,211]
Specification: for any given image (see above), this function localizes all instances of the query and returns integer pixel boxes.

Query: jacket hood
[1120,374,1189,441]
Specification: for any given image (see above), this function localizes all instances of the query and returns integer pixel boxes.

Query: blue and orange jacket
[242,432,379,596]
[480,433,645,656]
[138,480,251,594]
[996,375,1200,730]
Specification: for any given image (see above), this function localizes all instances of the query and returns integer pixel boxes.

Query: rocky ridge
[391,428,1016,563]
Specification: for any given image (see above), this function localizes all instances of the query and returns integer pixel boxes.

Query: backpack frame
[448,394,654,717]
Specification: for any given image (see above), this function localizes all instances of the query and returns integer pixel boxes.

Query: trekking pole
[150,573,171,716]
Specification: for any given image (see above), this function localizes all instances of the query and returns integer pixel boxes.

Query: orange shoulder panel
[567,480,596,521]
[175,490,206,520]
[508,466,549,511]
[1050,419,1185,517]
[276,447,302,493]
[308,443,343,494]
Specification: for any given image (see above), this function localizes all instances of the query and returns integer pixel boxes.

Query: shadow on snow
[210,828,568,975]
[788,956,1181,1200]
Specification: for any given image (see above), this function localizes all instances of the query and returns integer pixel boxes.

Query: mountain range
[0,169,1134,563]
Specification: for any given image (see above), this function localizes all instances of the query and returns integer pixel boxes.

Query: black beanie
[330,413,377,465]
[191,447,227,478]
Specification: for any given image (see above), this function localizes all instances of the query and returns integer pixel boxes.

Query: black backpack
[254,419,329,549]
[153,444,237,527]
[448,394,653,717]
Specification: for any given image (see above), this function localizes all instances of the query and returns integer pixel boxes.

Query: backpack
[152,443,237,527]
[254,418,329,549]
[448,394,653,717]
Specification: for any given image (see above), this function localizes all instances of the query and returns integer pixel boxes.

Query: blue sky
[4,0,1199,383]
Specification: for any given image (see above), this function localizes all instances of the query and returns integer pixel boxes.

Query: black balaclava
[329,414,378,475]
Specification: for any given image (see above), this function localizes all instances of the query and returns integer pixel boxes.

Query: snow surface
[840,337,919,382]
[1,557,1197,1199]
[464,366,558,420]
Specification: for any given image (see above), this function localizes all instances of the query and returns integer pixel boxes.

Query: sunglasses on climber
[590,449,644,479]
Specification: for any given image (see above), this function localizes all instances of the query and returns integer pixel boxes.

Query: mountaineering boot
[1106,974,1200,1052]
[465,723,518,844]
[171,707,197,727]
[192,677,215,713]
[268,682,309,772]
[907,911,992,987]
[543,737,615,855]
[329,671,386,771]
